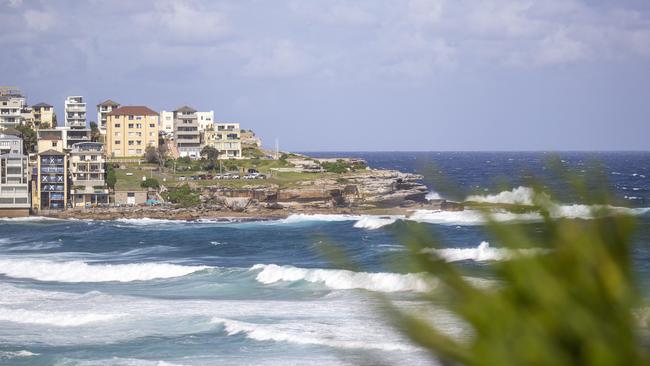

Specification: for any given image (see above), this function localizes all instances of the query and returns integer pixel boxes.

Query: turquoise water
[0,152,648,365]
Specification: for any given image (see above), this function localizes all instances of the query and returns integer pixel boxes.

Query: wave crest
[423,241,544,262]
[251,264,432,293]
[211,317,414,351]
[0,259,209,283]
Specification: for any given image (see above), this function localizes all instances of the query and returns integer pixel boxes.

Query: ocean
[1,152,649,365]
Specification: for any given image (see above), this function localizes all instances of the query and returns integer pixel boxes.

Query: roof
[0,133,21,140]
[32,102,53,108]
[38,149,65,156]
[0,128,22,137]
[97,99,120,107]
[107,106,159,117]
[174,106,197,113]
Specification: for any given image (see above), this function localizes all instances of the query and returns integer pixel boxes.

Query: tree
[156,143,168,168]
[201,145,219,162]
[144,146,158,164]
[140,177,160,189]
[15,124,37,153]
[90,121,100,142]
[372,166,649,366]
[106,164,117,189]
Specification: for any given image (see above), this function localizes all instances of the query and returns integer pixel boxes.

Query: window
[149,124,155,128]
[115,140,121,145]
[128,116,134,120]
[128,141,134,146]
[52,141,58,147]
[128,123,134,128]
[115,123,121,128]
[115,132,120,137]
[136,116,142,120]
[136,123,142,128]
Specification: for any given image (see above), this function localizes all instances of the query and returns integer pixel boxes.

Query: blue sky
[2,0,649,151]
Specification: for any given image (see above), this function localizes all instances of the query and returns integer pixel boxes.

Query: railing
[40,167,65,173]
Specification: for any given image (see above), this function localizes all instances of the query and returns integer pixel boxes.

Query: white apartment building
[0,133,30,217]
[69,142,108,207]
[0,88,26,130]
[96,99,120,134]
[64,96,87,128]
[196,111,214,131]
[160,111,174,135]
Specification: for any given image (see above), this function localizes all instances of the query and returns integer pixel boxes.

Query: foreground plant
[389,185,648,365]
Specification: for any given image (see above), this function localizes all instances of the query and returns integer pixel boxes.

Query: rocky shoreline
[43,168,465,221]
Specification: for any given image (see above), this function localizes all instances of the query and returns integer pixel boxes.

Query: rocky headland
[46,168,465,221]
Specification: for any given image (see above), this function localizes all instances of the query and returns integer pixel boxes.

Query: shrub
[165,184,200,207]
[140,177,160,189]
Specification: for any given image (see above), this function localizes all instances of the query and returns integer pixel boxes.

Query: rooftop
[38,149,65,156]
[32,102,53,108]
[108,106,159,117]
[97,99,120,107]
[174,106,197,113]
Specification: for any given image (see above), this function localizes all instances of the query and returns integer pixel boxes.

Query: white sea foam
[466,186,539,206]
[408,209,542,226]
[281,213,401,230]
[114,218,183,226]
[0,350,39,359]
[0,307,124,326]
[423,242,544,262]
[353,216,401,230]
[211,317,415,351]
[280,214,362,224]
[251,264,433,293]
[0,259,209,282]
[425,191,442,200]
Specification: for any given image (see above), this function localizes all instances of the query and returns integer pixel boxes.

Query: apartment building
[106,106,159,157]
[32,103,55,129]
[173,106,201,158]
[197,111,214,131]
[0,133,30,217]
[204,123,242,159]
[64,96,86,128]
[96,99,120,134]
[0,88,26,130]
[69,142,108,207]
[34,148,68,211]
[160,111,174,135]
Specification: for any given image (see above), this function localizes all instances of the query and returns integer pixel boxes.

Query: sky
[1,0,649,151]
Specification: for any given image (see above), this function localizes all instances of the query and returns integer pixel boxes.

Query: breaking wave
[281,213,400,230]
[211,317,414,351]
[466,186,538,205]
[0,307,124,327]
[251,264,432,293]
[0,259,209,282]
[423,241,544,262]
[353,216,400,230]
[425,191,442,200]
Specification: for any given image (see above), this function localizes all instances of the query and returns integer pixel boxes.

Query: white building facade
[64,96,87,128]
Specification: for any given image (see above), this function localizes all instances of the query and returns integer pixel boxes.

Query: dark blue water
[0,152,648,365]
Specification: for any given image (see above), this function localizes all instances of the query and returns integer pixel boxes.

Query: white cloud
[242,40,314,78]
[7,0,22,8]
[23,9,55,32]
[407,0,444,27]
[135,1,230,44]
[535,29,587,65]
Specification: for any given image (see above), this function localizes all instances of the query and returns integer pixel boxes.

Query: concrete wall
[114,190,147,205]
[0,208,30,217]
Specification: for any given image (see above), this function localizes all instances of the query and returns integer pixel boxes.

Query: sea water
[0,152,649,365]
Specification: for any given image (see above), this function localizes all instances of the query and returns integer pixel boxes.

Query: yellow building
[32,103,55,128]
[204,123,242,159]
[106,106,159,157]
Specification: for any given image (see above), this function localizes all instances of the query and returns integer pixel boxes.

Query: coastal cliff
[47,168,461,220]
